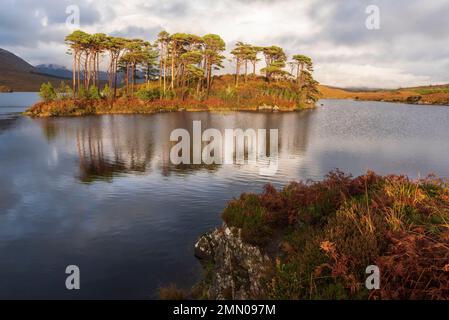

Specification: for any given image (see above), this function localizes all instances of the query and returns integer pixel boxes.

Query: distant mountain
[0,48,70,92]
[0,48,35,73]
[35,64,114,81]
[35,64,73,79]
[34,63,145,84]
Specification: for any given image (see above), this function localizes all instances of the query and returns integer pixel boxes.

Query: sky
[1,0,449,88]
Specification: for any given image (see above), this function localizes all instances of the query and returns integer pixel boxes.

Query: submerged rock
[194,224,271,300]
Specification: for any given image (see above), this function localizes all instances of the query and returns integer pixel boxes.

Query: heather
[219,171,449,299]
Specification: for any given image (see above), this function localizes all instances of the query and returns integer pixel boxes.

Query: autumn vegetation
[25,30,320,116]
[0,85,12,92]
[320,84,449,106]
[202,171,449,300]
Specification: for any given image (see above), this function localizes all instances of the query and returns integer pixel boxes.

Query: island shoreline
[24,97,449,118]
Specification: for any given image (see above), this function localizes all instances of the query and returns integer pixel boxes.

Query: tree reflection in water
[35,111,313,183]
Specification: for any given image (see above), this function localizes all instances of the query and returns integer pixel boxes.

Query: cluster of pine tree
[54,30,319,107]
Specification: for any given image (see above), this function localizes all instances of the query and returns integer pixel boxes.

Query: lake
[0,92,39,108]
[1,94,449,299]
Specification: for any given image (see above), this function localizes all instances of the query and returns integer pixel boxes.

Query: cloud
[0,0,448,88]
[316,63,431,89]
[0,0,101,46]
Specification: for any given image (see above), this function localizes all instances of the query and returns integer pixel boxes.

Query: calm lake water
[1,94,449,299]
[0,92,39,108]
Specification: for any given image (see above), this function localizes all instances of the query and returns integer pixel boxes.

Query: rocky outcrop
[194,224,272,300]
[406,95,422,104]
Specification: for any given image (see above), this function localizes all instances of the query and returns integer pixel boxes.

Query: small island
[25,30,320,117]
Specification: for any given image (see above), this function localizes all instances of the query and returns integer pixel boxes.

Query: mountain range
[35,64,112,82]
[0,48,145,92]
[0,48,73,92]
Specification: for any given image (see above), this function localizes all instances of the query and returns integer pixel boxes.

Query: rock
[406,95,422,104]
[194,224,272,300]
[256,104,289,112]
[257,104,273,111]
[194,232,215,260]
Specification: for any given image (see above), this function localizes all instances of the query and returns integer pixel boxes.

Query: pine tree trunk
[97,52,100,88]
[163,59,166,93]
[109,54,114,88]
[84,54,88,89]
[77,55,81,93]
[171,48,175,89]
[296,63,300,84]
[159,45,163,88]
[113,58,118,99]
[235,59,240,87]
[72,52,76,99]
[131,64,135,98]
[126,64,129,96]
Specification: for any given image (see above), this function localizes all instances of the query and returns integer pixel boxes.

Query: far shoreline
[320,84,449,106]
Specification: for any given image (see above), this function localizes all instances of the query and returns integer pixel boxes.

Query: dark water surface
[1,96,449,299]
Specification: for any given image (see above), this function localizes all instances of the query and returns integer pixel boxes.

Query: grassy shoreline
[24,97,312,117]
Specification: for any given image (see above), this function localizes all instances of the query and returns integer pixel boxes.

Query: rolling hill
[0,48,70,92]
[319,84,449,105]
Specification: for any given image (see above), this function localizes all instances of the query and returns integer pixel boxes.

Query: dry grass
[158,284,190,300]
[221,171,449,300]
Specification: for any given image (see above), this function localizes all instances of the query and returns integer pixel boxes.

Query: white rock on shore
[194,224,272,300]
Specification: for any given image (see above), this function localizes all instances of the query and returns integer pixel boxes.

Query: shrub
[218,85,236,102]
[39,82,57,102]
[216,171,449,300]
[372,228,449,300]
[56,81,73,100]
[101,84,112,99]
[88,86,101,100]
[222,193,273,246]
[78,86,89,99]
[136,86,161,101]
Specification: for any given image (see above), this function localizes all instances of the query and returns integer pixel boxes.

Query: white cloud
[1,0,448,88]
[316,63,431,89]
